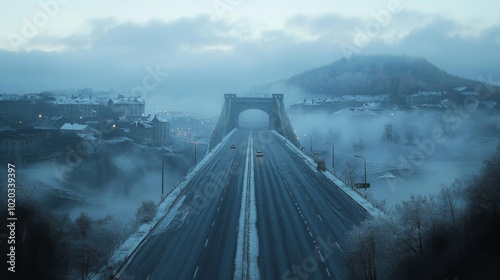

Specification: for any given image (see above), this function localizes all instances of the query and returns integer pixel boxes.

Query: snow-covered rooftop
[56,95,99,105]
[60,123,89,131]
[408,91,445,97]
[131,120,153,128]
[332,107,378,117]
[0,93,23,101]
[109,95,145,105]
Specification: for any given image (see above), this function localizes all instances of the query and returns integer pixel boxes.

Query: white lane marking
[217,206,220,212]
[193,266,199,279]
[318,215,323,222]
[309,231,313,238]
[205,239,209,247]
[318,250,325,263]
[220,196,224,202]
[146,274,151,280]
[326,268,331,277]
[305,195,310,202]
[335,241,343,252]
[212,220,215,227]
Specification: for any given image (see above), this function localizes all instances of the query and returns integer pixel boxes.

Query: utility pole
[326,142,335,173]
[161,157,165,199]
[355,155,368,189]
[194,141,198,165]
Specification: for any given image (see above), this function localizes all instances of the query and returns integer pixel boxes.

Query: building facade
[107,95,145,120]
[129,115,169,146]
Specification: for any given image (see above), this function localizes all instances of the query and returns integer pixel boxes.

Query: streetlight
[161,157,166,199]
[354,155,369,189]
[305,134,312,152]
[326,142,335,173]
[194,141,198,165]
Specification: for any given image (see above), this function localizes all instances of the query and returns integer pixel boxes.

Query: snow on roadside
[271,130,385,218]
[91,129,237,280]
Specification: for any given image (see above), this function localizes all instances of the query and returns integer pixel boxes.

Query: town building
[0,132,41,165]
[107,95,145,120]
[56,95,100,121]
[59,123,102,155]
[129,115,169,146]
[405,91,446,107]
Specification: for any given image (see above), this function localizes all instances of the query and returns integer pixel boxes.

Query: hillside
[257,55,492,101]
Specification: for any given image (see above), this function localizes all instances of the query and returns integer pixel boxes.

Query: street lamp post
[355,155,367,188]
[161,157,165,199]
[326,142,335,173]
[194,141,198,165]
[309,135,312,153]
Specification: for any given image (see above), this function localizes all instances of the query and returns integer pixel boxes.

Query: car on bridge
[255,150,263,157]
[229,143,237,149]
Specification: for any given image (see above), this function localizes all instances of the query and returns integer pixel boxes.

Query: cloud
[0,11,499,116]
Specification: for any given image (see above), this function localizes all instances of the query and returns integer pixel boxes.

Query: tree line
[344,144,500,279]
[0,186,158,280]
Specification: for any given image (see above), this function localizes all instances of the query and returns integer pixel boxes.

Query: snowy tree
[135,200,159,225]
[394,195,439,255]
[345,217,400,280]
[382,123,400,144]
[466,144,500,217]
[340,160,359,188]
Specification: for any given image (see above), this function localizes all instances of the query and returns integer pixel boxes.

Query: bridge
[207,94,301,151]
[94,94,381,280]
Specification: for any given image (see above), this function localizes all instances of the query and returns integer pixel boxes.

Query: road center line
[335,241,343,252]
[193,266,199,279]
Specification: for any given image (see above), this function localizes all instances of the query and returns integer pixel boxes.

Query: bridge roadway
[120,128,368,280]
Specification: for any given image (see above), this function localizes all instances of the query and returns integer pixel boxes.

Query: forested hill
[276,55,488,97]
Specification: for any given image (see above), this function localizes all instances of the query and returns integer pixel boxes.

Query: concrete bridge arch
[208,94,300,151]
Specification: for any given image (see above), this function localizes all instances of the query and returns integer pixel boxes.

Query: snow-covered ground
[290,111,500,210]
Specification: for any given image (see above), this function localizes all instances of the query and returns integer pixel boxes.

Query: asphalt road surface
[120,128,368,280]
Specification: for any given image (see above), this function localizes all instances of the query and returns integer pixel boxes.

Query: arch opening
[238,109,269,129]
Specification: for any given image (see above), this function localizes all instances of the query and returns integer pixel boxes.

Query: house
[56,95,99,121]
[0,132,41,165]
[107,95,145,120]
[129,115,169,146]
[405,91,446,106]
[129,120,154,145]
[59,123,102,155]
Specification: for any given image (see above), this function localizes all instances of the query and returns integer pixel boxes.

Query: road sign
[355,183,370,189]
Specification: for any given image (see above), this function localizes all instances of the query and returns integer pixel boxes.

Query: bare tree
[438,179,464,225]
[340,160,359,188]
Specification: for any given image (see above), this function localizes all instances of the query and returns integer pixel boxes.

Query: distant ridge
[253,55,493,100]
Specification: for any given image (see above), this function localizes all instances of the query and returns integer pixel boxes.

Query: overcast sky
[1,0,499,115]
